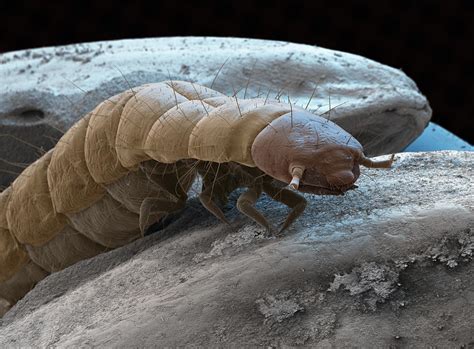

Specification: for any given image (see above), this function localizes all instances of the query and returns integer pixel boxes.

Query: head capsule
[251,110,393,195]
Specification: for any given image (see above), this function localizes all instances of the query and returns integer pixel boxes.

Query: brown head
[251,110,393,195]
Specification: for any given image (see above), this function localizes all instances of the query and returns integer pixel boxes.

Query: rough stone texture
[0,151,472,348]
[0,37,431,187]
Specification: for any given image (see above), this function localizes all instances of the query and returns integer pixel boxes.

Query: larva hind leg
[139,196,188,233]
[236,185,274,232]
[262,181,307,233]
[138,160,196,233]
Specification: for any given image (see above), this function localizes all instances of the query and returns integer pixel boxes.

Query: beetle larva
[0,80,393,314]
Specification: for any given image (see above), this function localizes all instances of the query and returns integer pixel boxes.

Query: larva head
[251,110,393,195]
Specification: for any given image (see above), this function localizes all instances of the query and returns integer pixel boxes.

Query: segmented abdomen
[0,81,293,312]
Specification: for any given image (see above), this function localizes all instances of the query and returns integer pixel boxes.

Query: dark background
[0,0,472,143]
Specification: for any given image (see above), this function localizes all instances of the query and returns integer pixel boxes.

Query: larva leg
[199,185,231,226]
[197,162,235,225]
[236,185,273,232]
[138,161,195,232]
[139,196,188,233]
[262,182,307,233]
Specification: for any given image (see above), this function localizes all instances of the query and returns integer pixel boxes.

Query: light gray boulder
[0,37,431,187]
[0,151,472,348]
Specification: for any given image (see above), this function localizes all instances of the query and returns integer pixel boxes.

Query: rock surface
[0,151,472,347]
[0,37,431,187]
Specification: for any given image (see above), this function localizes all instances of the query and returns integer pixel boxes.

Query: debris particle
[256,293,304,324]
[425,229,473,268]
[328,262,400,311]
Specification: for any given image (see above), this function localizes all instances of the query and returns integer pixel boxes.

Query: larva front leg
[262,181,307,233]
[198,166,307,233]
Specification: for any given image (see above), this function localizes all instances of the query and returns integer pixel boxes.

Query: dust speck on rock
[329,262,400,311]
[256,291,304,324]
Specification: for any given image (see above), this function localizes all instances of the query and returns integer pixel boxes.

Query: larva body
[0,81,392,314]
